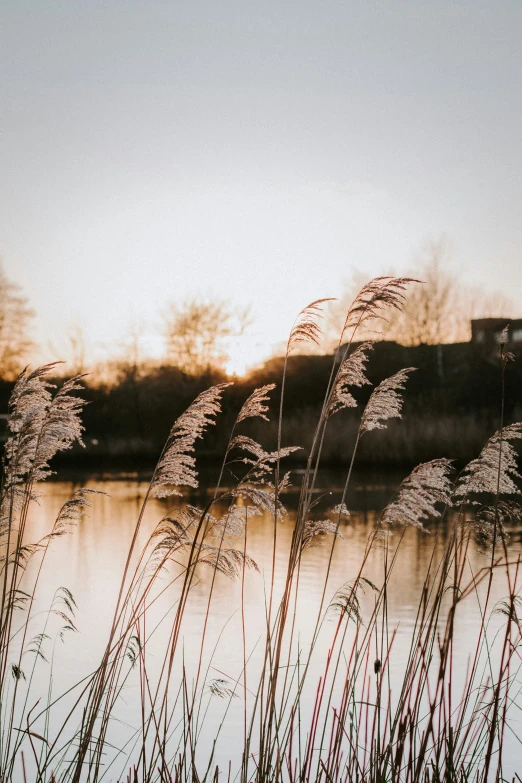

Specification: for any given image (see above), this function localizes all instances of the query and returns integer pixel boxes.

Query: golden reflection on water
[19,478,522,777]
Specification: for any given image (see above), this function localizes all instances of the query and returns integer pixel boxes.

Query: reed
[0,277,521,782]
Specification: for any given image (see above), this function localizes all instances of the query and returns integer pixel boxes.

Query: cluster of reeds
[0,278,521,782]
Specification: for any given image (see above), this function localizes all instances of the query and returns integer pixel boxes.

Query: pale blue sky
[1,1,521,370]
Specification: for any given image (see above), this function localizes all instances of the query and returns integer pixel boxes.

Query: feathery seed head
[229,435,269,463]
[231,484,287,519]
[378,459,453,531]
[454,423,522,499]
[342,277,419,340]
[236,384,276,423]
[287,298,335,355]
[151,383,231,498]
[360,367,415,433]
[329,578,378,624]
[46,488,105,540]
[3,365,86,487]
[214,504,261,538]
[229,435,301,475]
[328,342,374,416]
[465,501,522,549]
[301,517,341,551]
[200,545,259,580]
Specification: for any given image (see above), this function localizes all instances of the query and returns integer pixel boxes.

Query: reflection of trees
[0,266,34,379]
[164,298,250,374]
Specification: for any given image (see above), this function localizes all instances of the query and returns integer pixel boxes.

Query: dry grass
[1,278,521,783]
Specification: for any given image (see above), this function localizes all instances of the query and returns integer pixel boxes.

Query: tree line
[0,246,519,468]
[0,239,515,383]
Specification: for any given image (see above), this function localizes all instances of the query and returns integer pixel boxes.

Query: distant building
[471,318,522,354]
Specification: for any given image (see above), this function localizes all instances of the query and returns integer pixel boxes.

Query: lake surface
[11,473,522,780]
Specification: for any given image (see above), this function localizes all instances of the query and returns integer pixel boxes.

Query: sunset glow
[1,2,520,370]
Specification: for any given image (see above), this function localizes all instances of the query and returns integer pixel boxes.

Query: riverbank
[2,339,520,468]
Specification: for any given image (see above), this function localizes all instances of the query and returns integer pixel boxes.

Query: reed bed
[1,278,521,783]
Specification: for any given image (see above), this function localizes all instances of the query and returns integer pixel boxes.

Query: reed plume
[3,364,85,488]
[360,367,415,433]
[286,298,334,354]
[47,488,103,540]
[236,383,276,423]
[327,341,373,416]
[1,276,520,783]
[378,458,453,531]
[301,517,340,550]
[342,275,419,339]
[454,422,522,498]
[151,382,231,497]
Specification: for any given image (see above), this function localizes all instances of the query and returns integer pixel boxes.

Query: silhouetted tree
[386,239,457,345]
[164,298,250,374]
[0,266,34,379]
[50,323,88,376]
[327,238,513,348]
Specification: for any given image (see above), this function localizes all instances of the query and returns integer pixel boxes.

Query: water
[8,474,522,780]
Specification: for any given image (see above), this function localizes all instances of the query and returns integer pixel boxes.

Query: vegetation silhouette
[0,277,521,781]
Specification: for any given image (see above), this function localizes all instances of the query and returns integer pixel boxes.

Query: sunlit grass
[1,277,521,782]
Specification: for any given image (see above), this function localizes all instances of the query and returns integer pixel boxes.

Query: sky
[1,1,521,374]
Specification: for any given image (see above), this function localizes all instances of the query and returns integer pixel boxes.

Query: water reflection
[17,474,522,779]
